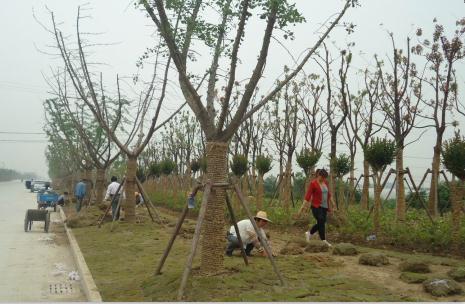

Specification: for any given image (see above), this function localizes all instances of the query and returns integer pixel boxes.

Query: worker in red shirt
[298,168,334,246]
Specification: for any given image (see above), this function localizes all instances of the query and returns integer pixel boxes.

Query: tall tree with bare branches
[141,0,354,274]
[413,19,465,217]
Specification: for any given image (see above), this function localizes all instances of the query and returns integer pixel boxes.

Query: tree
[442,132,465,247]
[365,138,396,233]
[316,45,351,204]
[142,0,353,274]
[255,155,272,209]
[413,19,465,217]
[49,8,177,222]
[347,69,385,209]
[376,34,423,221]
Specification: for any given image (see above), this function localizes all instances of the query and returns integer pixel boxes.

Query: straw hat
[254,210,272,223]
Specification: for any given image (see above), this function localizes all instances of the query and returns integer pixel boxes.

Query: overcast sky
[0,0,464,182]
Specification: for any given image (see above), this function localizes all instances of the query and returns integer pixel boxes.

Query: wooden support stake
[233,183,286,287]
[135,182,155,223]
[225,193,249,266]
[136,177,165,227]
[110,189,125,232]
[382,176,397,208]
[405,168,435,223]
[177,181,212,300]
[155,204,189,275]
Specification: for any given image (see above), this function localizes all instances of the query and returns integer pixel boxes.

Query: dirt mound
[423,278,463,297]
[280,242,304,255]
[399,260,431,273]
[448,267,465,282]
[304,240,330,253]
[332,243,358,256]
[358,252,389,266]
[399,272,428,284]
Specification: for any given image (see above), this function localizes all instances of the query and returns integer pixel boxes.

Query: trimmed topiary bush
[148,162,162,178]
[255,155,272,175]
[333,154,351,178]
[161,159,176,175]
[296,148,321,176]
[230,155,248,177]
[190,160,201,174]
[442,134,465,180]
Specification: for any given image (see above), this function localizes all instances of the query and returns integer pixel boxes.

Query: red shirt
[304,179,331,210]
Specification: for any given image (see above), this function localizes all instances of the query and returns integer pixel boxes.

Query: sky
[0,0,464,182]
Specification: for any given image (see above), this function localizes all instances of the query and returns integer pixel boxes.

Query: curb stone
[59,207,102,302]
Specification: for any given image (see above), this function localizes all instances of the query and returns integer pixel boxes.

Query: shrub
[296,148,321,176]
[255,155,272,176]
[333,154,351,177]
[443,133,465,180]
[148,162,162,178]
[230,155,248,177]
[365,138,396,172]
[161,159,176,175]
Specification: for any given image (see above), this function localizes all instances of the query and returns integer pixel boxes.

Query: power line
[0,140,48,143]
[0,131,46,135]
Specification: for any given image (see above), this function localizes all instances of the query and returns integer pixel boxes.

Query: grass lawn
[68,206,415,301]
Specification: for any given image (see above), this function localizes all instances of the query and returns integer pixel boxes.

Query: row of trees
[42,1,465,275]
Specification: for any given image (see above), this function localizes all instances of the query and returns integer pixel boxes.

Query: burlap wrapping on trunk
[200,142,228,275]
[124,157,137,222]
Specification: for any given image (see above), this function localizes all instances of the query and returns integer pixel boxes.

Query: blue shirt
[75,182,86,198]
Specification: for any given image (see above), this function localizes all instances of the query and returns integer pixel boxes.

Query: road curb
[59,207,103,302]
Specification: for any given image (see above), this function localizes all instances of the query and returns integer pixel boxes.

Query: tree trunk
[329,130,337,208]
[242,174,249,197]
[123,156,137,222]
[282,161,292,212]
[257,173,264,210]
[374,174,382,234]
[428,142,441,217]
[361,159,370,210]
[451,180,463,249]
[95,168,106,204]
[395,147,406,221]
[348,159,355,204]
[338,177,346,209]
[200,142,228,274]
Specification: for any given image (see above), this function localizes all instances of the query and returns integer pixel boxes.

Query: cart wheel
[24,211,29,232]
[44,212,50,233]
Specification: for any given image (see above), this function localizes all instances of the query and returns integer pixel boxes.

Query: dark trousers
[310,207,328,240]
[225,233,254,256]
[111,194,121,220]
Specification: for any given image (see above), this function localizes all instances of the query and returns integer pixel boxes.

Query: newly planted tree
[413,19,465,217]
[48,8,177,222]
[376,34,423,221]
[442,133,465,247]
[365,138,396,233]
[142,0,354,273]
[255,155,272,209]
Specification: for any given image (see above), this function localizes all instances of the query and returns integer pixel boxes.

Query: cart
[37,191,59,212]
[24,209,50,233]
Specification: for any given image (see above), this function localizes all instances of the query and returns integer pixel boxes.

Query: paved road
[0,181,85,302]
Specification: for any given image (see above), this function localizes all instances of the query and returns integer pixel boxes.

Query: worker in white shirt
[104,176,123,220]
[225,211,274,257]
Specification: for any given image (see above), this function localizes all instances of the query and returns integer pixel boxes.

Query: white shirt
[229,219,267,246]
[104,182,123,200]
